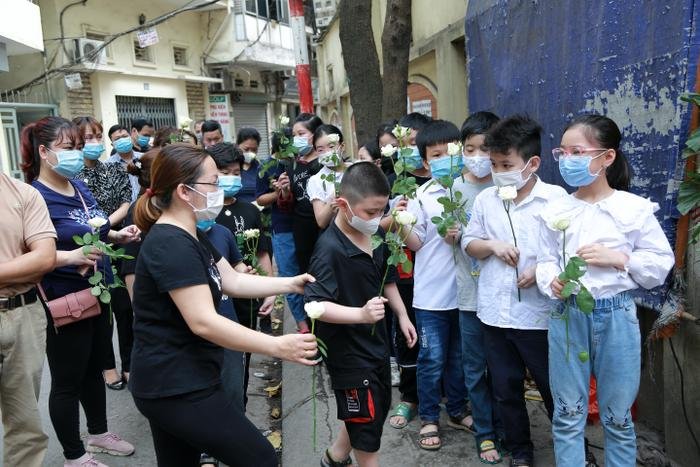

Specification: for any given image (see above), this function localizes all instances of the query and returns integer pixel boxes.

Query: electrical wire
[6,0,220,95]
[668,337,700,456]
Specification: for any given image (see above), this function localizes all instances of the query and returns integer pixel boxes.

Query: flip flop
[418,423,441,451]
[477,440,502,465]
[446,410,475,433]
[389,402,416,429]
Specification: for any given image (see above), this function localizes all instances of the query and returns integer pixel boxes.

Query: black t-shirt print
[129,223,224,398]
[288,158,321,219]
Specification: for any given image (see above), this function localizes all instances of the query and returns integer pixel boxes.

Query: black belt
[0,289,38,311]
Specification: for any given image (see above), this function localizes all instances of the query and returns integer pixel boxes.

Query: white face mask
[243,152,256,164]
[463,154,492,178]
[318,150,341,168]
[344,204,381,236]
[491,160,532,190]
[186,185,224,222]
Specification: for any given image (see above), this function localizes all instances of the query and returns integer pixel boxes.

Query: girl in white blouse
[536,114,674,467]
[307,124,351,229]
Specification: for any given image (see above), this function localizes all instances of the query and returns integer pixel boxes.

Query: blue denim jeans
[459,310,496,443]
[549,292,640,467]
[415,309,467,423]
[271,232,306,323]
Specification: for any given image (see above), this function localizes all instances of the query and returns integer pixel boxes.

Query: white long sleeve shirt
[536,190,674,300]
[462,178,567,329]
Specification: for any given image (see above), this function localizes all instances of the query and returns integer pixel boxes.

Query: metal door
[115,96,176,129]
[232,103,269,156]
[1,108,22,179]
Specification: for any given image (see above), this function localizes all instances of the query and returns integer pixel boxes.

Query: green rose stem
[503,201,521,301]
[561,227,571,360]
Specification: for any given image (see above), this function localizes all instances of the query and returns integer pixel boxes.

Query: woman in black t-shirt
[129,144,317,467]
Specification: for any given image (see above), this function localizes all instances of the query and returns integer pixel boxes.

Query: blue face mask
[218,175,242,197]
[114,136,133,154]
[196,219,216,231]
[401,146,424,171]
[47,148,84,178]
[137,134,150,149]
[429,155,464,180]
[293,136,312,156]
[82,143,104,160]
[558,152,605,187]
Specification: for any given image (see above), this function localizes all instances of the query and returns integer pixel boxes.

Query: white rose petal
[393,210,417,226]
[326,133,340,144]
[88,217,108,230]
[304,301,326,320]
[179,117,193,129]
[380,144,397,158]
[243,228,260,239]
[447,142,462,156]
[551,218,571,231]
[279,115,290,125]
[497,185,518,201]
[392,125,410,139]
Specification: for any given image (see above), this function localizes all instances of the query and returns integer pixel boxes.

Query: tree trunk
[381,0,412,121]
[338,0,383,144]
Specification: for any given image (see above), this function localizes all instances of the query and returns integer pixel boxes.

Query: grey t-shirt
[454,177,493,312]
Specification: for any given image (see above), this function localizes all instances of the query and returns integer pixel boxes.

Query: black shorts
[330,364,392,453]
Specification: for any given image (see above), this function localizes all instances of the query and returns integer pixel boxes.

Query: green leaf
[318,345,327,359]
[387,255,399,266]
[677,173,700,215]
[90,286,102,296]
[564,257,587,280]
[316,336,328,351]
[575,287,595,313]
[73,235,85,245]
[561,281,577,299]
[83,232,93,244]
[88,271,103,285]
[430,216,443,224]
[401,258,413,274]
[685,130,700,153]
[82,245,93,255]
[370,234,383,250]
[578,351,589,363]
[99,290,111,304]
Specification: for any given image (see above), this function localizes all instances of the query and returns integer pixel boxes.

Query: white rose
[279,115,290,125]
[88,217,108,230]
[179,117,193,129]
[447,142,462,156]
[392,125,410,139]
[304,301,325,320]
[497,185,518,201]
[551,217,571,231]
[393,210,417,226]
[326,133,340,144]
[243,228,260,239]
[380,144,397,158]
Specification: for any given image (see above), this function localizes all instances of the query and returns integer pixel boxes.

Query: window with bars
[133,41,153,63]
[115,96,176,130]
[173,46,188,67]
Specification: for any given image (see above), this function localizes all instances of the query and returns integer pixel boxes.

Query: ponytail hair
[126,148,157,193]
[133,143,209,232]
[20,116,81,183]
[565,114,631,191]
[294,113,324,133]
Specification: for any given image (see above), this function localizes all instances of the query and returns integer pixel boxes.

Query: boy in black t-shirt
[305,162,417,467]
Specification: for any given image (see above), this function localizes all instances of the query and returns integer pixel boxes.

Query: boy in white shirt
[398,120,472,451]
[463,115,566,467]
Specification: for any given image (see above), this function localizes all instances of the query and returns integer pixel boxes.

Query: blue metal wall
[465,0,699,308]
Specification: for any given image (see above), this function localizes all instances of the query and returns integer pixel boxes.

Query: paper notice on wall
[208,94,232,142]
[137,27,159,48]
[64,73,83,90]
[411,99,432,117]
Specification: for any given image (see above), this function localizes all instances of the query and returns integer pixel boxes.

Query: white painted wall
[0,0,44,54]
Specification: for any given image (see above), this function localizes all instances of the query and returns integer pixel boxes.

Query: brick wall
[66,72,94,118]
[186,81,206,120]
[407,82,438,118]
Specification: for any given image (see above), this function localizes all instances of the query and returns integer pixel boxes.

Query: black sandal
[510,458,532,467]
[446,409,475,433]
[320,448,352,467]
[199,453,219,467]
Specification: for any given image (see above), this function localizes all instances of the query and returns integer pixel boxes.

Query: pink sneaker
[86,432,135,457]
[64,453,108,467]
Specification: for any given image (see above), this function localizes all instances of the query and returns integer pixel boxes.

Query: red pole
[289,0,313,113]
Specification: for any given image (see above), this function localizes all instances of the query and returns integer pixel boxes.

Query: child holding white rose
[305,162,417,467]
[536,114,673,466]
[463,115,566,467]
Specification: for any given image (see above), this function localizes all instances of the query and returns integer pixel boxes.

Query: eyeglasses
[192,181,219,187]
[552,147,608,161]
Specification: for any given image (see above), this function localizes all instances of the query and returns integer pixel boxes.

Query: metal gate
[1,108,22,179]
[115,96,176,129]
[232,103,269,157]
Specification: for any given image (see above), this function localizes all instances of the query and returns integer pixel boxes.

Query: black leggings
[234,298,259,408]
[45,303,109,460]
[292,215,320,272]
[134,385,277,467]
[101,286,134,372]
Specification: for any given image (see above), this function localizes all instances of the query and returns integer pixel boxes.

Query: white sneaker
[64,453,109,467]
[87,432,135,457]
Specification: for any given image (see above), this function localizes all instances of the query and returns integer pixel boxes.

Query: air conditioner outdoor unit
[74,38,107,65]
